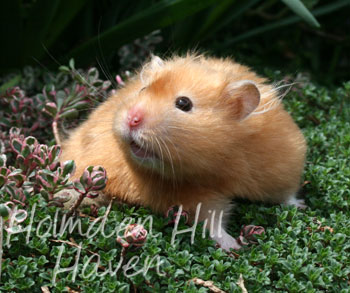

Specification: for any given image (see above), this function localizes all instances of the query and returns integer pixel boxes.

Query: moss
[0,64,349,292]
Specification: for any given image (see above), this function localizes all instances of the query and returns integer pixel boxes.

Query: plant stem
[67,192,85,217]
[52,120,61,145]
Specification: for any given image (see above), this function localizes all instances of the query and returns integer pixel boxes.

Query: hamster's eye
[175,96,193,112]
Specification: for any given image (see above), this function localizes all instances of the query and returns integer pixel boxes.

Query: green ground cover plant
[0,61,349,292]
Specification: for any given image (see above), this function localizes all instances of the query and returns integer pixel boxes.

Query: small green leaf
[0,204,10,217]
[21,145,31,158]
[43,102,58,117]
[62,160,76,177]
[11,139,22,153]
[40,189,50,201]
[0,154,6,167]
[0,75,21,94]
[24,136,37,146]
[59,65,70,73]
[59,108,78,119]
[69,58,75,70]
[281,0,320,27]
[55,90,67,110]
[73,181,86,194]
[0,175,6,186]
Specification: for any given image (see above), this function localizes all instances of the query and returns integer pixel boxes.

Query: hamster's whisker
[96,20,120,91]
[156,138,166,184]
[73,118,114,123]
[138,135,148,168]
[166,125,212,141]
[277,85,293,100]
[269,82,298,101]
[96,58,118,90]
[273,85,294,98]
[157,137,166,181]
[145,136,153,175]
[252,94,282,116]
[164,137,180,197]
[158,135,178,190]
[253,98,280,113]
[272,81,300,92]
[68,103,112,113]
[160,129,183,181]
[251,82,297,115]
[150,135,161,184]
[70,69,108,104]
[154,136,165,179]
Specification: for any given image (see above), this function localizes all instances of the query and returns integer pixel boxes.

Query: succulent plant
[0,201,28,232]
[165,205,189,225]
[117,223,148,248]
[0,128,77,207]
[0,59,113,147]
[237,225,265,246]
[73,165,107,196]
[66,165,107,216]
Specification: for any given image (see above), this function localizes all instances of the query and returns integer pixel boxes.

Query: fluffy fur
[61,55,307,250]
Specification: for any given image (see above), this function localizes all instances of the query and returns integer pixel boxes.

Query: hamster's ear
[149,55,164,68]
[140,55,164,85]
[224,80,260,120]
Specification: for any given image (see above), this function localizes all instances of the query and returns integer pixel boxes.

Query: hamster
[61,54,307,250]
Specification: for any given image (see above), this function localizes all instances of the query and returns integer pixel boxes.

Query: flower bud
[76,166,107,194]
[124,224,148,247]
[43,102,58,117]
[165,205,189,225]
[237,225,265,246]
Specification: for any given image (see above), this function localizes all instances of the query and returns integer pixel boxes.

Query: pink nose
[127,106,143,129]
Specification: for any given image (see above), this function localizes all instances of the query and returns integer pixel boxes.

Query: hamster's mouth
[130,140,158,160]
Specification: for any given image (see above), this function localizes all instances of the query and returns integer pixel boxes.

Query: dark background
[1,0,349,85]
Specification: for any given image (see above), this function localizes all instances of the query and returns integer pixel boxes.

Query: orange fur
[61,55,307,221]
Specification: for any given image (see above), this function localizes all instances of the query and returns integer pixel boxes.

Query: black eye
[175,96,193,112]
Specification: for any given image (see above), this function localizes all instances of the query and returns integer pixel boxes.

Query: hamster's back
[61,54,306,208]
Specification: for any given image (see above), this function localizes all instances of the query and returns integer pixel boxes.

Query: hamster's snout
[127,105,144,129]
[122,104,160,164]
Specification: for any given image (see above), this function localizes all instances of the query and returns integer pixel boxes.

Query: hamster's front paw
[212,230,241,251]
[284,195,307,209]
